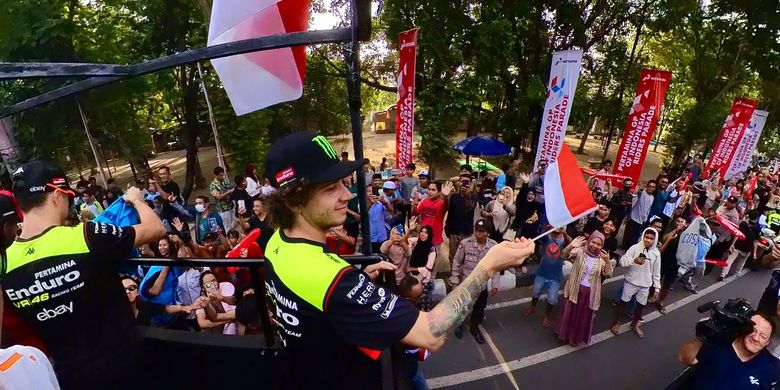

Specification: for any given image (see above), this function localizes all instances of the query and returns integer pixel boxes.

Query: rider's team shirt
[264,230,420,389]
[1,222,138,386]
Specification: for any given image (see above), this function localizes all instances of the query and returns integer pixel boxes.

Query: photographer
[678,311,778,389]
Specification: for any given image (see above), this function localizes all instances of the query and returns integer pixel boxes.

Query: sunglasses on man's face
[125,285,138,292]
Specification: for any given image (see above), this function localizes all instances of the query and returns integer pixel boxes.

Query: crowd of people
[5,145,780,389]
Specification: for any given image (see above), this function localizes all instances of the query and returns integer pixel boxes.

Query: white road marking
[486,275,626,310]
[478,324,521,390]
[427,272,747,389]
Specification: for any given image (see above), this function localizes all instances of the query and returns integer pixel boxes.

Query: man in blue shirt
[368,193,392,253]
[522,227,570,328]
[678,312,778,389]
[194,195,225,244]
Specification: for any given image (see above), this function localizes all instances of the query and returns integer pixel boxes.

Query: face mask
[195,204,206,213]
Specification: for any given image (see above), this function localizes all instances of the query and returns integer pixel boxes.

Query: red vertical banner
[613,69,672,187]
[396,28,417,174]
[704,97,758,179]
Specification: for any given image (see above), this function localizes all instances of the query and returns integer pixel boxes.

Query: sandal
[657,304,667,315]
[632,325,644,338]
[610,324,620,336]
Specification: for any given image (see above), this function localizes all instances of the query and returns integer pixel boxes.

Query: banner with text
[724,110,769,180]
[396,28,418,174]
[613,69,672,188]
[533,50,583,169]
[704,97,758,179]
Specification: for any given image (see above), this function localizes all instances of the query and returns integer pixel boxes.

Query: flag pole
[197,62,227,178]
[531,228,558,242]
[76,98,108,188]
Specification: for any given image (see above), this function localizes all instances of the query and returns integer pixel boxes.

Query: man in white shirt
[0,345,61,390]
[611,228,661,338]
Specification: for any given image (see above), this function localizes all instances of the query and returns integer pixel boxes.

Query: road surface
[422,265,770,389]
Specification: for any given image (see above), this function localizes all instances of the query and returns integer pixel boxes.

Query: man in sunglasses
[0,160,166,389]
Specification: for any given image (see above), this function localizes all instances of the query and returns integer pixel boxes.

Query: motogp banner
[704,97,758,179]
[396,28,418,174]
[724,110,769,180]
[533,50,583,169]
[613,69,672,188]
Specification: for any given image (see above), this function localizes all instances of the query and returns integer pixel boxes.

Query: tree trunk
[180,65,206,202]
[578,116,599,154]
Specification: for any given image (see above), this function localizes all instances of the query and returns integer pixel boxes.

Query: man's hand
[481,238,535,275]
[124,187,145,204]
[490,287,498,297]
[172,217,185,233]
[442,181,455,197]
[634,256,646,265]
[364,261,397,281]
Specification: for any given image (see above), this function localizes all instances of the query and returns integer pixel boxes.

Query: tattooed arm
[401,239,535,351]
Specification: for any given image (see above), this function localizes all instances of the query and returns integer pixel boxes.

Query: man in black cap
[0,160,165,389]
[262,132,535,389]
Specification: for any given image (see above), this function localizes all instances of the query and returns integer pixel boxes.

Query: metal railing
[125,253,386,347]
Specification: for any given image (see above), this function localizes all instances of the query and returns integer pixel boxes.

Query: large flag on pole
[613,69,672,189]
[724,110,769,180]
[208,0,310,116]
[704,97,758,179]
[533,50,583,169]
[396,28,418,174]
[544,144,598,228]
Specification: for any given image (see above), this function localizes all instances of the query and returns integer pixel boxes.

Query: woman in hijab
[512,186,542,239]
[482,186,516,242]
[407,225,436,311]
[556,231,614,346]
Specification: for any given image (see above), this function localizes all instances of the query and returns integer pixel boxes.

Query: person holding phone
[611,228,661,338]
[231,175,253,228]
[193,195,225,244]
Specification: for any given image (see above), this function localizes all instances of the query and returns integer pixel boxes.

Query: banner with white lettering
[704,97,758,179]
[724,110,769,180]
[533,50,583,169]
[613,69,672,188]
[395,28,418,174]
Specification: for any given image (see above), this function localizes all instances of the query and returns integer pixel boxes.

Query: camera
[695,298,754,344]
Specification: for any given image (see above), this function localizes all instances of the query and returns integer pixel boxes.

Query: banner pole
[76,98,108,188]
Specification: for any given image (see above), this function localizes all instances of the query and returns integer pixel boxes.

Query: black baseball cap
[0,190,23,221]
[12,160,75,200]
[475,219,492,232]
[265,132,364,188]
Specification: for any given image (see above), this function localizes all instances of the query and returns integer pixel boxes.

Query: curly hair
[265,178,322,230]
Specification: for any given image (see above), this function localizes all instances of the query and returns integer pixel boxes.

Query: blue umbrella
[452,136,512,156]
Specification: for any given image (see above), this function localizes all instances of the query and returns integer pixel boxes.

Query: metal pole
[196,62,227,177]
[76,98,108,188]
[345,0,371,255]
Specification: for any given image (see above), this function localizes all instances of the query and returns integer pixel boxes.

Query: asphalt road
[422,265,771,389]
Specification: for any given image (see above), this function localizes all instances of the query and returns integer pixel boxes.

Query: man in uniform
[449,219,500,344]
[0,160,166,389]
[263,132,535,389]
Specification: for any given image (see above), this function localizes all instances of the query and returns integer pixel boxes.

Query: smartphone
[208,217,219,232]
[238,199,246,211]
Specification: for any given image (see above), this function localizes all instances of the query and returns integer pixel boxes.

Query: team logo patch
[275,167,296,187]
[51,177,66,185]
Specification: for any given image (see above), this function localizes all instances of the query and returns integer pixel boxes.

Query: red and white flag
[208,0,310,116]
[544,144,598,228]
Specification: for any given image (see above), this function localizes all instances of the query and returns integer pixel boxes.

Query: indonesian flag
[544,144,598,228]
[208,0,310,115]
[717,215,746,240]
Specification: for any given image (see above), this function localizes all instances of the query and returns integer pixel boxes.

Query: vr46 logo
[12,293,49,308]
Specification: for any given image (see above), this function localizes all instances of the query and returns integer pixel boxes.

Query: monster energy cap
[265,131,365,188]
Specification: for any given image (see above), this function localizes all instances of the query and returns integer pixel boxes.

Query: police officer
[262,132,535,389]
[449,219,500,344]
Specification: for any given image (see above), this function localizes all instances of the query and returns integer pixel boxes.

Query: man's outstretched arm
[401,240,534,351]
